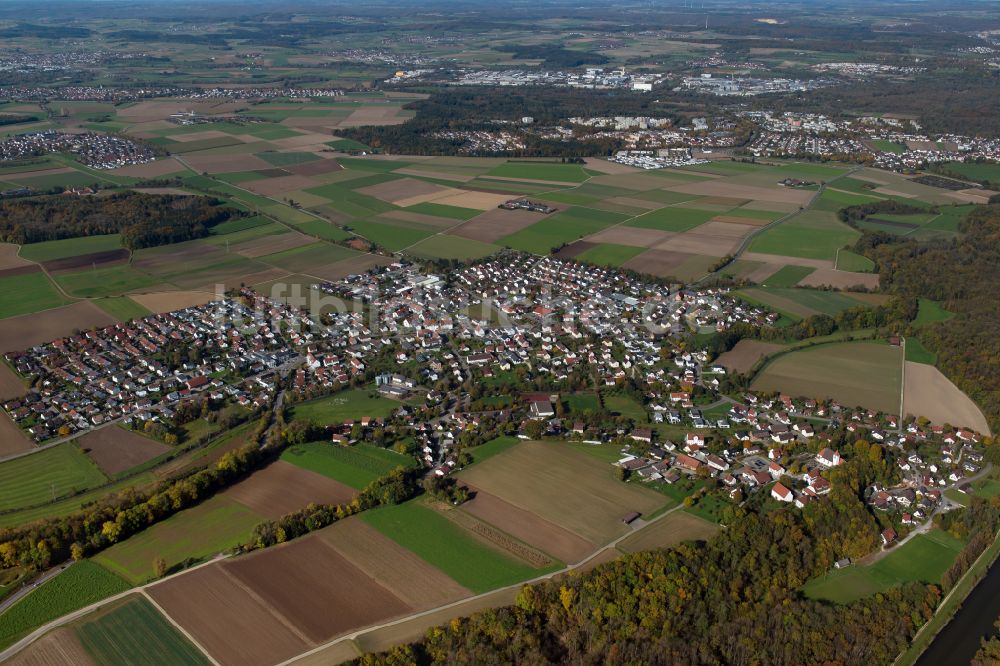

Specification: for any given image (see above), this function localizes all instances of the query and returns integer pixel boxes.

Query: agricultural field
[748,210,859,262]
[751,342,903,414]
[17,235,123,263]
[93,495,264,584]
[0,443,108,513]
[714,340,787,374]
[91,296,152,323]
[0,271,72,319]
[280,442,416,489]
[903,362,991,434]
[77,426,170,476]
[287,390,399,425]
[802,529,965,604]
[457,440,667,545]
[222,460,357,518]
[617,510,717,556]
[0,562,131,650]
[362,500,551,593]
[737,286,884,320]
[76,596,210,666]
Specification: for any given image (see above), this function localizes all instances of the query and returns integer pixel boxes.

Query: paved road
[0,562,72,615]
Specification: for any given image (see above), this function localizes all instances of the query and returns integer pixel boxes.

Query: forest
[0,191,240,249]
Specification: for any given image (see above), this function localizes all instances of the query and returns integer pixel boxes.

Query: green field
[93,296,152,322]
[835,249,876,272]
[344,218,432,251]
[485,161,590,183]
[467,436,521,465]
[405,234,499,260]
[871,139,906,154]
[77,596,210,666]
[751,342,902,413]
[499,206,626,254]
[17,234,123,262]
[749,210,860,261]
[0,562,131,649]
[939,161,1000,185]
[627,206,717,232]
[54,264,164,298]
[93,496,263,584]
[0,444,107,513]
[0,271,72,318]
[362,501,549,593]
[802,529,965,604]
[905,337,937,364]
[760,265,815,287]
[574,243,645,267]
[289,390,398,425]
[913,298,954,327]
[256,151,320,167]
[281,442,415,489]
[739,287,877,319]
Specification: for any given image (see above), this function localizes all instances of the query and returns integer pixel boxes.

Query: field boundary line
[0,554,228,662]
[277,503,685,666]
[141,589,222,666]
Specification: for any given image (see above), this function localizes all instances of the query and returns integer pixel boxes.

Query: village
[0,130,157,169]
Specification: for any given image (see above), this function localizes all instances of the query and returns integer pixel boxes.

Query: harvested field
[461,488,595,564]
[716,339,786,373]
[451,208,547,243]
[606,196,663,210]
[752,342,903,414]
[582,158,643,175]
[0,244,34,270]
[78,426,169,475]
[0,264,40,279]
[667,181,813,205]
[313,253,394,280]
[107,158,184,178]
[243,175,321,197]
[741,252,833,269]
[148,564,310,666]
[223,460,356,519]
[433,191,511,210]
[0,412,31,456]
[181,153,273,173]
[395,167,474,182]
[653,230,744,255]
[622,248,693,277]
[687,220,757,239]
[172,129,231,143]
[226,536,412,643]
[287,158,343,177]
[338,106,405,128]
[0,362,28,400]
[617,511,720,553]
[232,231,314,258]
[4,167,76,182]
[741,199,800,214]
[457,441,666,545]
[318,519,470,608]
[437,503,553,568]
[585,226,673,248]
[798,267,879,290]
[553,241,596,259]
[131,187,193,196]
[357,177,448,204]
[903,362,990,434]
[128,290,217,313]
[6,628,94,666]
[712,214,773,227]
[42,249,129,273]
[0,302,115,353]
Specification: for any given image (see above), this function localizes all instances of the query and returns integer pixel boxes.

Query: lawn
[751,342,903,414]
[0,443,108,513]
[872,139,906,154]
[628,206,719,232]
[0,271,72,318]
[93,296,152,322]
[93,495,263,584]
[604,394,649,422]
[281,442,415,489]
[748,210,860,261]
[404,234,499,260]
[499,207,626,254]
[485,161,590,183]
[77,596,210,666]
[54,264,165,298]
[18,234,123,262]
[289,390,398,425]
[466,436,521,466]
[362,501,549,594]
[565,393,600,414]
[0,561,131,649]
[760,265,815,287]
[802,529,965,604]
[574,243,646,267]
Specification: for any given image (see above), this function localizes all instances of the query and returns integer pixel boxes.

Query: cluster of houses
[2,295,308,441]
[0,131,156,169]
